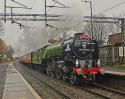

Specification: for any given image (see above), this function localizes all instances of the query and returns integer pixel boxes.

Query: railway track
[80,83,125,99]
[29,71,71,99]
[52,80,112,99]
[56,80,125,99]
[14,63,70,99]
[42,71,125,99]
[97,75,125,92]
[15,62,110,99]
[36,69,125,99]
[48,71,125,99]
[92,83,125,96]
[15,62,125,99]
[43,75,110,99]
[77,86,110,99]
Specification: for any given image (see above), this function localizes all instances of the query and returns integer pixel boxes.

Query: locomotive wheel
[46,67,50,75]
[70,72,79,85]
[86,74,95,83]
[56,69,63,79]
[62,74,67,81]
[50,71,55,77]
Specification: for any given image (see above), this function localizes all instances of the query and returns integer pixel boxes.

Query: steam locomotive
[19,33,102,84]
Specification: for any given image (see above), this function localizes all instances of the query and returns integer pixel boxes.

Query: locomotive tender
[19,33,102,84]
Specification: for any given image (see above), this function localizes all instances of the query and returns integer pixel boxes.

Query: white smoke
[46,0,85,40]
[8,0,86,56]
[14,22,48,56]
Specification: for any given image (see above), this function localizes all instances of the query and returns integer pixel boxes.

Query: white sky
[0,0,125,56]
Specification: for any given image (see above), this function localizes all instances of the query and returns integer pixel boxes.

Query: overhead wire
[46,0,71,39]
[25,0,37,27]
[97,0,125,15]
[68,0,125,32]
[52,0,69,8]
[33,0,125,37]
[46,0,68,30]
[47,0,56,14]
[70,0,83,8]
[48,0,81,31]
[32,0,56,29]
[62,0,85,31]
[33,0,58,28]
[59,0,89,31]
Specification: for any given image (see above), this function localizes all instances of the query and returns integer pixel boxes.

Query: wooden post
[112,45,115,66]
[121,19,125,62]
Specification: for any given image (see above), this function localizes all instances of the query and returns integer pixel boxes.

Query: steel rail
[14,62,71,99]
[92,83,125,96]
[16,62,111,99]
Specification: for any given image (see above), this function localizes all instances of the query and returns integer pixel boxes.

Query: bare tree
[84,15,109,45]
[108,23,121,34]
[0,38,6,52]
[84,15,122,46]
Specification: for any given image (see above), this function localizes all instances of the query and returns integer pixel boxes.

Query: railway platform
[102,66,125,76]
[2,63,41,99]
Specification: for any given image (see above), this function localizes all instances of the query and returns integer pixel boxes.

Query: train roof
[47,42,61,49]
[63,37,73,45]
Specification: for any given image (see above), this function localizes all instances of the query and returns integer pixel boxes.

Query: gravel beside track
[14,61,109,99]
[15,63,66,99]
[0,64,7,99]
[97,75,125,92]
[93,83,125,96]
[80,84,125,99]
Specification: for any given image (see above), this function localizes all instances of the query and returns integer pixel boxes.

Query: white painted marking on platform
[105,71,125,76]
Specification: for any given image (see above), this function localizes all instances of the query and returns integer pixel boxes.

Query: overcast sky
[1,0,125,56]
